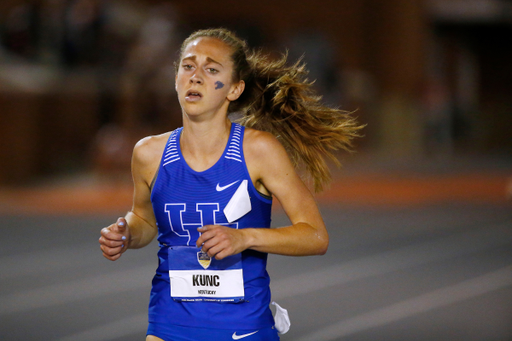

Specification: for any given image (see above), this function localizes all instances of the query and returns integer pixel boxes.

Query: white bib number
[168,246,245,302]
[170,268,244,301]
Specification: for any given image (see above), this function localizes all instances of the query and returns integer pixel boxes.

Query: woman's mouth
[185,90,203,101]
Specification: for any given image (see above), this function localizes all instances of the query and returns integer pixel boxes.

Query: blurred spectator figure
[284,28,345,107]
[421,75,454,158]
[93,1,144,129]
[118,2,181,133]
[38,0,67,65]
[90,123,132,183]
[63,0,104,66]
[2,0,40,59]
[91,2,182,180]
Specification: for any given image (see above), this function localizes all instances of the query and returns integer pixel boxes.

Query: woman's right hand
[99,217,130,261]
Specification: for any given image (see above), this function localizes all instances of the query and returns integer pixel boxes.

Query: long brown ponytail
[178,28,364,192]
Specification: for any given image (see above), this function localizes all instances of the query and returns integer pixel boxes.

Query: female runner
[99,28,362,341]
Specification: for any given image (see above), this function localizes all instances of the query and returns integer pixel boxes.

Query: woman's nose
[190,73,203,84]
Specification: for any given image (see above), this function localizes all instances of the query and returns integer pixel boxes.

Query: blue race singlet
[149,123,275,331]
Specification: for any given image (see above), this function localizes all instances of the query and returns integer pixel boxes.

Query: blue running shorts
[147,322,280,341]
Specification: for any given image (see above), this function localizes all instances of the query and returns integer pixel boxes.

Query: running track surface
[1,155,511,341]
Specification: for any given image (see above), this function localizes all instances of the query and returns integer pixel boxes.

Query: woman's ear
[227,80,245,101]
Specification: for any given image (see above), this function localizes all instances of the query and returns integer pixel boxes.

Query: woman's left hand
[196,225,248,260]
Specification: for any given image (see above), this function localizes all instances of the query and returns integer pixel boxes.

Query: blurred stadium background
[0,0,511,184]
[0,0,511,340]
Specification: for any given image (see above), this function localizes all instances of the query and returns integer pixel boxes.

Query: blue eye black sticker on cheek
[215,81,224,90]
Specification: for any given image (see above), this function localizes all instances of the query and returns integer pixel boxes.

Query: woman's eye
[208,68,218,74]
[183,64,193,70]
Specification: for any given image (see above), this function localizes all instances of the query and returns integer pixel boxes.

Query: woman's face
[175,37,244,119]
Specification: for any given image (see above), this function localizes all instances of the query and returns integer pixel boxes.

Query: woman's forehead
[182,37,233,62]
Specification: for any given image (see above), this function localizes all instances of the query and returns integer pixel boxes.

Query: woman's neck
[180,116,232,172]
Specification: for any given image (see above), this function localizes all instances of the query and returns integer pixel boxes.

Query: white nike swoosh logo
[216,180,240,192]
[232,331,258,340]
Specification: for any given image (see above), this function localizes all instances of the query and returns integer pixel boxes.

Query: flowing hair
[177,28,364,192]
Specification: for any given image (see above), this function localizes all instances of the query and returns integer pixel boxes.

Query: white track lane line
[296,264,512,341]
[1,223,510,315]
[0,244,99,280]
[271,222,512,300]
[55,313,148,341]
[0,264,153,314]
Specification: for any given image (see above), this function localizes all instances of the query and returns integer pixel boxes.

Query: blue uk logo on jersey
[164,203,238,246]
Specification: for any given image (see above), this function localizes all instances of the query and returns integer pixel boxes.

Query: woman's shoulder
[243,127,287,161]
[135,131,172,148]
[244,127,275,147]
[133,131,173,165]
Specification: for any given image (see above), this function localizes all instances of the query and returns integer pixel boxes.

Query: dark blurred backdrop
[0,0,511,185]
